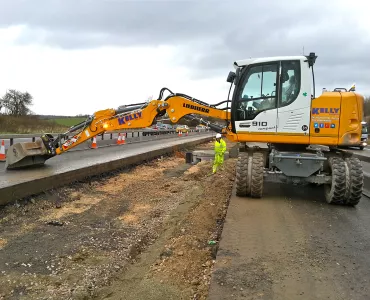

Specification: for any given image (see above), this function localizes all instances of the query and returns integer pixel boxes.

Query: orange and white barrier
[178,131,182,137]
[0,140,6,161]
[91,136,97,149]
[117,133,122,145]
[117,133,126,145]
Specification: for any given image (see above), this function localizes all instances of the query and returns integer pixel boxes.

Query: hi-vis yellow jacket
[214,139,226,154]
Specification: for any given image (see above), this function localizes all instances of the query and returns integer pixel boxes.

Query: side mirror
[226,71,236,83]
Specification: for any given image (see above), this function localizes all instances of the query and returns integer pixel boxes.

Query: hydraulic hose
[115,104,145,115]
[183,115,224,133]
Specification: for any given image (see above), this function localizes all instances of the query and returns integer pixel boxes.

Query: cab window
[279,60,301,108]
[236,63,278,121]
[362,124,368,134]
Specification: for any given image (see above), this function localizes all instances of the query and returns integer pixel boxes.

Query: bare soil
[0,139,236,300]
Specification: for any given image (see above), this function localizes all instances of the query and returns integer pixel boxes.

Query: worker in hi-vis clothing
[213,133,227,174]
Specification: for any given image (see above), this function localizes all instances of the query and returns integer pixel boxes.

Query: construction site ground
[2,139,370,300]
[0,139,236,300]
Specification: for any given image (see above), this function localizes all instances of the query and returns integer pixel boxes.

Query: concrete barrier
[350,152,370,198]
[362,171,370,198]
[352,153,370,164]
[0,129,204,154]
[0,128,200,144]
[0,136,214,206]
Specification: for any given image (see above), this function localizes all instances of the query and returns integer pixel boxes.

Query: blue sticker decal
[331,124,336,128]
[319,123,324,128]
[314,123,319,128]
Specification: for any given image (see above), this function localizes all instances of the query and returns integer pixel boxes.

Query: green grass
[52,117,87,127]
[0,115,69,134]
[0,116,89,134]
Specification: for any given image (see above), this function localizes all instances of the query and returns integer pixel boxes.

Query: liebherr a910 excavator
[6,53,365,206]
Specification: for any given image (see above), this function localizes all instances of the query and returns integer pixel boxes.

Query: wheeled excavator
[5,52,365,205]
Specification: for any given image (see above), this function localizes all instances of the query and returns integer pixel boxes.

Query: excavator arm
[5,88,231,169]
[56,96,230,154]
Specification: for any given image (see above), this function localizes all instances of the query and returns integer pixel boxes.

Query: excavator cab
[226,54,314,142]
[225,53,362,147]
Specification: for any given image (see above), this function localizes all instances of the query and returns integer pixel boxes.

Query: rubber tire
[359,146,364,150]
[325,157,347,204]
[250,152,264,198]
[235,152,249,197]
[344,157,363,206]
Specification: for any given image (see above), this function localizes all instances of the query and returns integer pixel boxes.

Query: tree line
[0,89,33,116]
[363,96,370,117]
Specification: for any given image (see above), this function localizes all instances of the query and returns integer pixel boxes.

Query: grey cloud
[1,0,233,48]
[1,0,369,94]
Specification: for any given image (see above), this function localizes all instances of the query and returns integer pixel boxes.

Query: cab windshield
[234,60,300,121]
[362,124,368,134]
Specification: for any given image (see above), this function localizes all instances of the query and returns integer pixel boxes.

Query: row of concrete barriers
[0,129,209,155]
[0,128,204,146]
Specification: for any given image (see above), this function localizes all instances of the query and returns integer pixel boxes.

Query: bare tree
[1,89,33,116]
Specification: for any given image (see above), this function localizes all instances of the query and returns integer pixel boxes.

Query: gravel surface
[0,139,237,300]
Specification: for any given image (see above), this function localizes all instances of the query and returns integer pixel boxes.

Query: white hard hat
[216,133,222,138]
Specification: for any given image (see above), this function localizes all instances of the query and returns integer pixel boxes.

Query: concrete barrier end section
[352,153,370,163]
[362,175,370,199]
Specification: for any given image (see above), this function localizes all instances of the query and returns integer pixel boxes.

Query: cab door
[276,59,312,137]
[233,62,279,134]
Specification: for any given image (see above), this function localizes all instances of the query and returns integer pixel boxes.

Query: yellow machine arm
[56,96,230,154]
[5,89,231,169]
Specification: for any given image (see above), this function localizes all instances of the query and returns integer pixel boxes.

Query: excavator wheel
[250,151,264,198]
[235,152,249,197]
[344,157,363,206]
[325,157,347,204]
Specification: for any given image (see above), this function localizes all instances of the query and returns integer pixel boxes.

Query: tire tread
[344,157,363,206]
[235,152,249,197]
[250,152,264,198]
[325,157,347,204]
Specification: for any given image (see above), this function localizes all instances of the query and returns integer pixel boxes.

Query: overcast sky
[0,0,369,115]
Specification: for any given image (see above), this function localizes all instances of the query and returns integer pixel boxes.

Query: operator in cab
[213,133,227,174]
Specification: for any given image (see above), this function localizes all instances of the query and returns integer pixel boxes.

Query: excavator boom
[5,89,231,169]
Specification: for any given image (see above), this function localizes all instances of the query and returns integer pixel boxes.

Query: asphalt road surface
[208,183,370,300]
